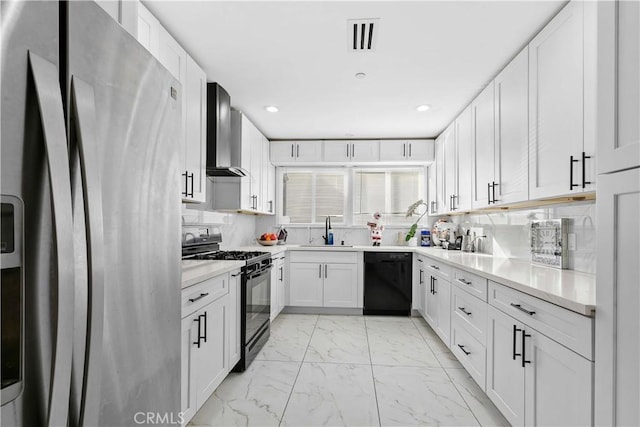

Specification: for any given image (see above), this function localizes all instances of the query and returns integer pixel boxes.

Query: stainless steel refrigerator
[1,1,181,425]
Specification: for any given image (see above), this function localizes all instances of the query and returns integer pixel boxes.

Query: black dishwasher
[363,252,412,316]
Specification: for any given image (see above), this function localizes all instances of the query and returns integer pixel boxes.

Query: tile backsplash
[447,201,596,274]
[181,204,256,249]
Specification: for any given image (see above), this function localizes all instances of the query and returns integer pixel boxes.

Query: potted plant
[405,199,428,242]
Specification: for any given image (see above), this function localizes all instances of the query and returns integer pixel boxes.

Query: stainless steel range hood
[206,83,246,177]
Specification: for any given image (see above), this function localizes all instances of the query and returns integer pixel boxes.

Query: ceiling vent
[348,19,379,51]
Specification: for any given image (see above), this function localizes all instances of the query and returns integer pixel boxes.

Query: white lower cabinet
[181,270,241,425]
[487,304,593,427]
[288,251,360,308]
[423,260,451,348]
[271,254,286,320]
[413,255,426,316]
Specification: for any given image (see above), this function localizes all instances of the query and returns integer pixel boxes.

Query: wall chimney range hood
[206,83,246,177]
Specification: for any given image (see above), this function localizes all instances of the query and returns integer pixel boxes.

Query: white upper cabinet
[270,141,323,163]
[597,0,640,174]
[529,0,596,198]
[434,135,446,216]
[455,106,473,212]
[443,124,457,213]
[379,140,434,163]
[137,4,160,58]
[183,56,207,203]
[471,82,495,210]
[493,47,529,206]
[427,163,438,216]
[323,140,380,163]
[158,26,187,85]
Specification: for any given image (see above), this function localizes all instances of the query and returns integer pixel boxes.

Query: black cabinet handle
[291,144,295,158]
[202,311,207,343]
[451,195,457,211]
[352,143,355,158]
[492,181,498,203]
[279,266,283,281]
[458,344,471,356]
[193,316,202,348]
[570,155,579,190]
[419,269,424,285]
[432,277,437,294]
[346,143,350,158]
[457,278,471,286]
[409,143,412,158]
[182,171,189,197]
[324,264,328,278]
[487,182,492,204]
[458,307,472,316]
[188,292,209,303]
[319,264,322,278]
[521,329,531,367]
[188,172,194,197]
[513,325,522,360]
[430,276,434,294]
[296,144,300,158]
[510,303,536,316]
[430,201,436,214]
[430,265,440,270]
[582,152,591,188]
[403,143,406,158]
[268,200,274,213]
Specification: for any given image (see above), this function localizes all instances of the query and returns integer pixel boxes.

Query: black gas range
[182,231,272,372]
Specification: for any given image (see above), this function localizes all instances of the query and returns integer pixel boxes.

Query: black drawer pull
[510,303,536,316]
[193,316,202,348]
[570,155,579,190]
[458,307,472,316]
[458,344,471,356]
[457,278,471,286]
[188,292,209,303]
[430,265,439,270]
[582,152,592,188]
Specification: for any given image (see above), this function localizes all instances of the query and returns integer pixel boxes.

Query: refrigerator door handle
[71,77,106,427]
[28,52,75,427]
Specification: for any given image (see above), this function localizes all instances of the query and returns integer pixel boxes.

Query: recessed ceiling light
[416,105,431,112]
[265,105,279,113]
[355,72,367,79]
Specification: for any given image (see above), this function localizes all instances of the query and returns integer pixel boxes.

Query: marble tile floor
[189,314,509,427]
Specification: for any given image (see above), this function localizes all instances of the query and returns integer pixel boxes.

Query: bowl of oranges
[257,233,278,246]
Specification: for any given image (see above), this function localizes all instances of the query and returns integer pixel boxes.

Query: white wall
[182,204,256,249]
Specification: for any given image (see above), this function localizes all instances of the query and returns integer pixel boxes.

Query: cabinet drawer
[452,268,488,301]
[451,319,487,390]
[488,281,593,360]
[182,273,229,318]
[289,250,357,264]
[452,285,488,344]
[424,258,451,280]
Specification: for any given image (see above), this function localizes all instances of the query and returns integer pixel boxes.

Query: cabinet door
[434,278,451,347]
[228,271,241,368]
[455,107,473,211]
[351,140,380,162]
[434,136,446,215]
[442,125,457,213]
[184,55,207,203]
[494,47,529,206]
[276,258,286,315]
[181,313,198,424]
[158,26,187,84]
[295,141,323,162]
[598,0,640,174]
[260,136,273,213]
[529,1,586,199]
[266,161,276,215]
[323,141,351,162]
[195,297,228,408]
[424,275,438,329]
[413,257,425,314]
[486,306,525,426]
[323,263,358,308]
[406,139,434,162]
[270,262,279,321]
[471,82,495,209]
[270,141,296,163]
[524,329,592,427]
[596,167,640,426]
[136,3,159,56]
[379,140,407,161]
[289,263,323,307]
[249,122,263,211]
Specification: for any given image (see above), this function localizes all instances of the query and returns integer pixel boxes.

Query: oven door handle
[247,265,273,280]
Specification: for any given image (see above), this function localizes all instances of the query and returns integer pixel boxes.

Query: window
[282,170,346,224]
[354,168,424,225]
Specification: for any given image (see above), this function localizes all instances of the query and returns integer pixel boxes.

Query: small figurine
[367,212,384,246]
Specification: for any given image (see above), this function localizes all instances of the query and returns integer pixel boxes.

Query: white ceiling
[145,1,566,140]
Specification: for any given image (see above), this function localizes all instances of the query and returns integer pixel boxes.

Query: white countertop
[181,243,595,316]
[413,248,595,316]
[181,259,244,289]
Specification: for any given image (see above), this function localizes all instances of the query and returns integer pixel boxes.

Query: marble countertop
[182,243,595,316]
[181,259,244,289]
[414,248,595,316]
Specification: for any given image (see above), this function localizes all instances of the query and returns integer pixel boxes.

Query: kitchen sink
[299,244,354,248]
